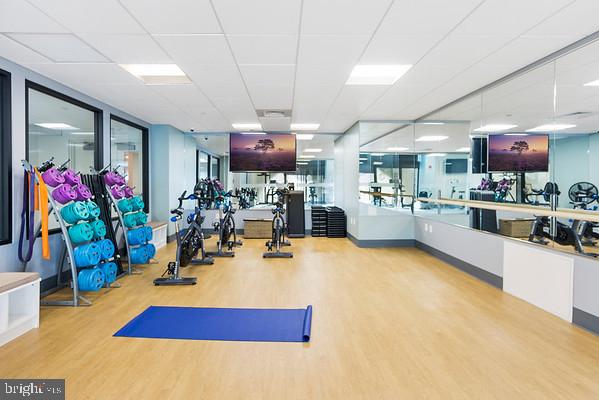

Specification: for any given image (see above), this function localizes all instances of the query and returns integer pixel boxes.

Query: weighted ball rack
[21,160,120,308]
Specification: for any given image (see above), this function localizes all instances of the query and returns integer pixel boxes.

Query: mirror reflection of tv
[229,133,297,172]
[487,133,549,172]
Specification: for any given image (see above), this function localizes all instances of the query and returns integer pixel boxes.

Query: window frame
[0,68,12,245]
[109,114,150,214]
[25,80,104,171]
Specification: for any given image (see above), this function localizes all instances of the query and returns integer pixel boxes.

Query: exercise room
[3,1,599,399]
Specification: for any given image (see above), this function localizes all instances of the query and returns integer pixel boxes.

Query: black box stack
[311,206,327,237]
[325,206,346,238]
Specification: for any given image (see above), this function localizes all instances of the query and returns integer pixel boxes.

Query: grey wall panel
[414,216,504,277]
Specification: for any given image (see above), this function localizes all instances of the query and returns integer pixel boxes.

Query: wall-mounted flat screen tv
[229,133,297,172]
[487,133,549,172]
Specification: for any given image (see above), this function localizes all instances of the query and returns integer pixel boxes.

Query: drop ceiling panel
[149,85,213,111]
[420,35,513,68]
[120,0,221,34]
[246,84,294,109]
[359,35,440,64]
[260,117,291,131]
[28,0,145,34]
[154,34,235,66]
[78,34,172,63]
[0,35,50,63]
[297,35,370,66]
[228,35,298,65]
[212,0,302,34]
[0,0,68,33]
[26,63,141,86]
[377,0,482,36]
[301,0,392,35]
[9,34,108,63]
[524,0,599,37]
[452,0,573,36]
[239,64,295,86]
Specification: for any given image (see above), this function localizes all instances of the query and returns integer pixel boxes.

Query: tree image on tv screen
[254,139,275,153]
[510,140,529,155]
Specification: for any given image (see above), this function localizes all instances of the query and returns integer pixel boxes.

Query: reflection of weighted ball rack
[22,160,120,308]
[104,175,153,275]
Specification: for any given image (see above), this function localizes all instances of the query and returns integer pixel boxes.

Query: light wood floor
[2,236,599,399]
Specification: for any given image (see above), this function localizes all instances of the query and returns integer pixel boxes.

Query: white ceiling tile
[154,34,235,66]
[525,0,599,38]
[301,0,392,35]
[452,0,572,36]
[259,117,291,131]
[421,35,513,68]
[28,0,145,34]
[378,0,482,36]
[212,0,302,34]
[149,85,214,111]
[228,35,298,65]
[0,35,51,64]
[246,84,294,109]
[8,34,109,63]
[297,35,370,66]
[120,0,221,34]
[77,34,172,63]
[25,63,141,86]
[0,0,68,33]
[360,35,440,64]
[239,64,295,86]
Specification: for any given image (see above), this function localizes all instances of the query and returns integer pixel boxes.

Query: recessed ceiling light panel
[294,134,314,140]
[346,64,412,85]
[35,123,78,130]
[526,124,576,132]
[290,123,320,131]
[472,124,517,132]
[232,123,262,131]
[387,147,408,151]
[304,148,322,153]
[415,136,448,142]
[120,64,191,85]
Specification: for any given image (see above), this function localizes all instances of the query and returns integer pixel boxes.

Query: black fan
[568,182,599,205]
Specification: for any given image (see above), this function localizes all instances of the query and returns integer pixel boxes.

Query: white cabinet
[0,276,40,347]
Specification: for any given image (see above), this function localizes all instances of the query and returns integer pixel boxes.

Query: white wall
[334,123,360,237]
[150,125,198,236]
[0,56,149,278]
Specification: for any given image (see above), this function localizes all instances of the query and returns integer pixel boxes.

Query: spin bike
[527,182,597,257]
[263,189,292,258]
[154,191,214,286]
[206,191,242,258]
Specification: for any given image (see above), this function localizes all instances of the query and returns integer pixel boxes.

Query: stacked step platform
[325,207,346,238]
[311,206,327,237]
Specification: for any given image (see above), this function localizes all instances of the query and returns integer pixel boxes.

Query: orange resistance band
[34,169,50,260]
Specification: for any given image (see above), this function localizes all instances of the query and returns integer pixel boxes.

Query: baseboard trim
[415,241,503,289]
[347,233,415,248]
[573,308,599,335]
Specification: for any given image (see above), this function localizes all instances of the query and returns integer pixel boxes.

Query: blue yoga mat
[114,305,312,343]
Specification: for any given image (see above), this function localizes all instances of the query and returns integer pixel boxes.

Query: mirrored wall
[359,37,599,260]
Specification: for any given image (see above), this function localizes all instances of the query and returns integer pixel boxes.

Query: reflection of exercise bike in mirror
[206,191,242,258]
[527,182,598,257]
[264,189,292,258]
[568,182,599,248]
[154,191,214,286]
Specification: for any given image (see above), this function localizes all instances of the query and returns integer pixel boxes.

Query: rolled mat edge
[302,305,313,342]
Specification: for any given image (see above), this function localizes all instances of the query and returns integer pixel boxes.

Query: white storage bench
[148,221,168,250]
[0,272,40,347]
